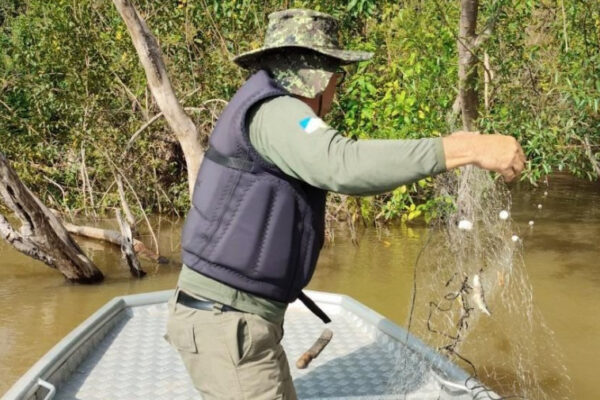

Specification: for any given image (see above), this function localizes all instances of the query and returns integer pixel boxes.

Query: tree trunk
[0,152,103,283]
[112,0,204,196]
[458,0,480,131]
[457,0,503,130]
[116,176,138,238]
[115,209,146,278]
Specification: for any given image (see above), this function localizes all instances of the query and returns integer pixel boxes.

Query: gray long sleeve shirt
[248,95,447,196]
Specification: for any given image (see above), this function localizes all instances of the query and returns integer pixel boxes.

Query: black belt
[177,291,241,312]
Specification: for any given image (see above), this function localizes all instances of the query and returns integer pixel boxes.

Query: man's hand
[472,135,526,182]
[442,133,526,182]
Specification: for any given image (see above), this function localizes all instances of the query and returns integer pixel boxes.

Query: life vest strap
[299,291,331,324]
[205,146,257,173]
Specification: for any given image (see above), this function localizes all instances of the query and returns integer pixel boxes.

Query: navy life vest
[181,70,328,319]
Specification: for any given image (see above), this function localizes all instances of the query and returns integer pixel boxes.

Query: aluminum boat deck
[3,290,489,399]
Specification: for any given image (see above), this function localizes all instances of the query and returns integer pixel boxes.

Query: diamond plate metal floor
[51,300,474,400]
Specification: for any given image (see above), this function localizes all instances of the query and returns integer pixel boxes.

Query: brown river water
[0,173,598,398]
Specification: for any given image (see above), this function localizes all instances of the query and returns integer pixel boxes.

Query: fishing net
[389,166,571,399]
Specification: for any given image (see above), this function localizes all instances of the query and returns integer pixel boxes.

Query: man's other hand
[442,133,526,182]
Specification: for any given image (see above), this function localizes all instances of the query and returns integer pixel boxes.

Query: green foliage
[0,0,599,222]
[346,0,377,18]
[336,0,600,221]
[477,0,600,182]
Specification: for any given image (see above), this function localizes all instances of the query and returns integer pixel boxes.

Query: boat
[3,290,491,399]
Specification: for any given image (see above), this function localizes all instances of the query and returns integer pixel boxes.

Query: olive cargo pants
[164,289,298,399]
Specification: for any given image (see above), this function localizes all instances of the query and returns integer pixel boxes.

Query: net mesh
[390,166,571,399]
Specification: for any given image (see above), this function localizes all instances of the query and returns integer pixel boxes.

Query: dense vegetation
[1,0,599,223]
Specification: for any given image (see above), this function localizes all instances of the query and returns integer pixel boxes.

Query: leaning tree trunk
[112,0,204,196]
[0,152,103,283]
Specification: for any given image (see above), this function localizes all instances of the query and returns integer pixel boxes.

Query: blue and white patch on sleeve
[299,117,327,134]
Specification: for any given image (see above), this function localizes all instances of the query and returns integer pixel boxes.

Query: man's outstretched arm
[249,96,525,196]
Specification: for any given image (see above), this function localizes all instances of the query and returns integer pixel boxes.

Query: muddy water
[0,174,598,398]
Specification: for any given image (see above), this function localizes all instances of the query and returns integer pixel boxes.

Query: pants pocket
[237,315,253,365]
[234,316,298,400]
[220,314,253,366]
[165,311,198,354]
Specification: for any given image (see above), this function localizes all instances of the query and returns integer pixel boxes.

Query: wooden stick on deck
[295,328,333,369]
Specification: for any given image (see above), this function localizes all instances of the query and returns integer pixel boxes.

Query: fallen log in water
[50,210,169,264]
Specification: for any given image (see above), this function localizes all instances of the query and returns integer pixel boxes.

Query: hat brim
[232,45,373,69]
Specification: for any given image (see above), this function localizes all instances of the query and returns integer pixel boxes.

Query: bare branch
[43,176,67,203]
[560,0,569,52]
[112,70,150,121]
[115,209,146,278]
[97,180,117,211]
[123,112,165,155]
[122,103,223,156]
[432,0,498,82]
[116,176,137,234]
[112,0,204,195]
[102,151,160,254]
[484,52,491,110]
[583,136,600,178]
[80,146,97,218]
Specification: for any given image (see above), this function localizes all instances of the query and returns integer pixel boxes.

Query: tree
[457,0,502,130]
[112,0,205,196]
[0,0,183,282]
[0,152,104,282]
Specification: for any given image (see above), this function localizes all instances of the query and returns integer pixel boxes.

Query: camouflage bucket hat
[258,51,339,98]
[233,9,373,97]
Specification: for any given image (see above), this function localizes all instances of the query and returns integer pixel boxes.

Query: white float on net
[499,210,509,220]
[458,220,473,231]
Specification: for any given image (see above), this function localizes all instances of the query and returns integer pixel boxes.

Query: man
[164,9,525,400]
